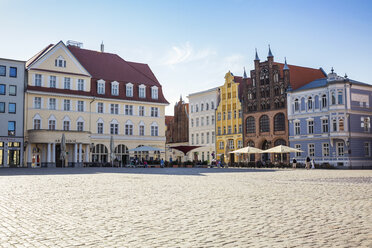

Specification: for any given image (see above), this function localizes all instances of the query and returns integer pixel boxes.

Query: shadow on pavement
[0,167,278,176]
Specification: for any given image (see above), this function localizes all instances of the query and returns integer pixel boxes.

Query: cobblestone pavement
[0,168,371,247]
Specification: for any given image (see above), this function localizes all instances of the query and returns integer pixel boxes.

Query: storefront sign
[54,139,77,143]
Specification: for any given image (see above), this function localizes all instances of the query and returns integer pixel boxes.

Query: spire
[100,41,104,52]
[254,48,259,61]
[268,45,273,57]
[283,57,289,70]
[331,67,334,74]
[243,67,248,79]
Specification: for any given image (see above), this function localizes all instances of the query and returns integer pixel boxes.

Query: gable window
[139,106,145,116]
[35,74,42,86]
[125,105,133,115]
[97,102,104,113]
[78,79,84,91]
[259,115,269,132]
[64,99,70,111]
[97,80,105,94]
[49,76,56,88]
[126,83,133,97]
[322,94,327,108]
[55,56,66,68]
[151,86,158,99]
[111,81,119,96]
[151,107,158,117]
[139,85,146,98]
[64,77,71,90]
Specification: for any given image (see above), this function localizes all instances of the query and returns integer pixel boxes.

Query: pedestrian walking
[311,159,315,169]
[292,158,297,169]
[160,158,164,168]
[305,157,310,170]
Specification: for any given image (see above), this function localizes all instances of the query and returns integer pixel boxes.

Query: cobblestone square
[0,168,371,247]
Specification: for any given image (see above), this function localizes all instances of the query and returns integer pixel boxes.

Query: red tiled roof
[274,62,326,90]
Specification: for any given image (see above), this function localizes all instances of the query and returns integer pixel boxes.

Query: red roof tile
[274,62,326,90]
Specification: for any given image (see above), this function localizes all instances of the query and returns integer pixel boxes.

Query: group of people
[292,157,315,170]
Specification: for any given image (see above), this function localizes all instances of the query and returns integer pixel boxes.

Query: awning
[169,146,201,155]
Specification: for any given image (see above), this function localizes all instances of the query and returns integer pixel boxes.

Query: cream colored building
[24,41,168,167]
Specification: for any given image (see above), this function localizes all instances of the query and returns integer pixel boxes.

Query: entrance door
[55,144,62,167]
[229,153,235,164]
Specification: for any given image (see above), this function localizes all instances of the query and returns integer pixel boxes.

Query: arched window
[246,116,255,133]
[274,87,279,96]
[211,101,214,110]
[331,93,336,105]
[274,71,279,83]
[247,140,255,147]
[115,144,129,164]
[206,103,209,110]
[259,115,270,132]
[322,94,327,108]
[274,139,286,146]
[274,113,285,131]
[92,144,108,163]
[274,100,280,109]
[308,97,313,110]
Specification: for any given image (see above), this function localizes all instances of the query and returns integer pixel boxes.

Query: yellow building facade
[215,72,243,164]
[24,41,168,167]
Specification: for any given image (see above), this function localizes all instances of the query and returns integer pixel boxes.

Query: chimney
[100,41,104,52]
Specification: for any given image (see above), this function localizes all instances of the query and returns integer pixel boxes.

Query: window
[234,125,237,133]
[322,143,329,157]
[237,140,243,149]
[211,101,214,109]
[228,126,232,134]
[228,139,234,149]
[97,81,105,94]
[206,116,209,125]
[337,142,344,156]
[151,107,158,117]
[295,144,301,157]
[151,87,158,99]
[322,94,327,108]
[223,112,226,120]
[196,134,199,144]
[239,125,242,133]
[274,113,285,131]
[33,119,41,129]
[308,144,315,157]
[196,118,199,127]
[201,117,204,126]
[196,104,199,112]
[339,118,344,131]
[0,65,5,76]
[151,125,158,136]
[294,122,300,135]
[78,79,84,91]
[6,85,16,97]
[34,97,41,109]
[362,117,370,132]
[64,99,70,111]
[8,103,16,113]
[212,132,215,143]
[126,84,133,97]
[125,124,133,135]
[219,141,224,149]
[0,102,4,113]
[111,82,119,96]
[77,122,84,131]
[201,133,204,144]
[308,97,313,110]
[294,99,299,112]
[110,123,118,134]
[259,115,269,132]
[35,74,42,86]
[331,93,336,105]
[64,77,71,89]
[49,98,56,110]
[125,105,133,115]
[206,132,210,144]
[332,119,337,132]
[212,115,215,125]
[191,134,194,145]
[77,101,84,112]
[97,123,103,134]
[322,119,328,133]
[8,121,15,136]
[364,142,371,157]
[338,91,343,104]
[191,105,194,113]
[110,104,119,114]
[228,111,231,120]
[239,110,242,118]
[139,85,146,98]
[49,76,56,88]
[206,103,209,110]
[48,120,56,130]
[0,84,5,95]
[201,104,204,111]
[139,106,145,116]
[217,113,221,121]
[55,56,66,67]
[97,102,104,113]
[63,121,70,131]
[191,119,194,127]
[218,127,221,135]
[308,120,314,134]
[139,125,145,136]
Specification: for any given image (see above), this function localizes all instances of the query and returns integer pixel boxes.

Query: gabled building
[241,48,327,163]
[215,71,244,164]
[287,70,372,168]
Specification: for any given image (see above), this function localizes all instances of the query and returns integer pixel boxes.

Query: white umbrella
[110,135,115,167]
[261,145,303,162]
[229,146,263,154]
[60,133,66,167]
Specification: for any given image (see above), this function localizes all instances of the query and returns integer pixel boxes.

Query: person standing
[311,159,315,169]
[306,157,310,170]
[292,158,297,169]
[160,158,164,168]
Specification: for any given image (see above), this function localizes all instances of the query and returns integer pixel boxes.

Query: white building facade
[187,87,218,162]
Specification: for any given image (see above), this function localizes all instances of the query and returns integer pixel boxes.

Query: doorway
[55,144,62,167]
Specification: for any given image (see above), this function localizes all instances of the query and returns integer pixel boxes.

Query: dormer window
[55,56,66,68]
[97,79,105,94]
[151,86,158,99]
[111,81,119,96]
[126,83,133,97]
[139,84,146,98]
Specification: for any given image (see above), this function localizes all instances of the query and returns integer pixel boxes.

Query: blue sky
[1,0,371,114]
